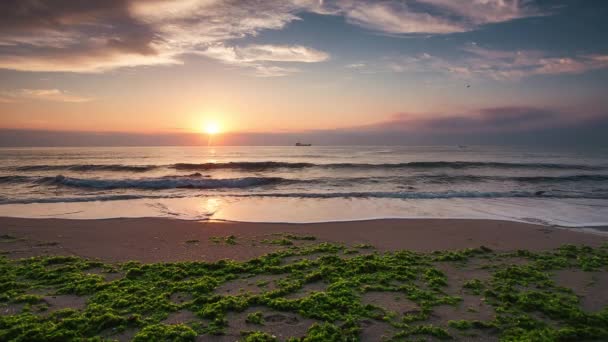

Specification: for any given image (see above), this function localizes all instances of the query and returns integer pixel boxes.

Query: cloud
[353,106,608,142]
[250,65,301,77]
[330,105,608,146]
[0,0,181,72]
[198,43,329,76]
[0,50,181,73]
[383,45,608,80]
[316,0,541,35]
[340,1,468,34]
[223,44,329,63]
[0,0,544,74]
[345,63,366,69]
[361,106,565,133]
[0,0,326,75]
[0,89,92,103]
[415,0,538,25]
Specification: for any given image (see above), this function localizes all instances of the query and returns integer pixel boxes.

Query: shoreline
[2,212,608,229]
[1,217,606,263]
[1,196,606,231]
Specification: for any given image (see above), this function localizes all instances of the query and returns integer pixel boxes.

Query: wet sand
[1,217,605,263]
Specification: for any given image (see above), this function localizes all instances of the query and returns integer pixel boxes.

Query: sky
[0,0,607,146]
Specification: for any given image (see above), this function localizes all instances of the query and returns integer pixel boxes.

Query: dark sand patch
[435,262,492,294]
[431,294,494,323]
[170,291,194,305]
[0,236,72,259]
[220,306,317,341]
[0,303,24,316]
[101,327,138,342]
[553,268,608,312]
[429,298,497,342]
[43,294,88,312]
[359,319,397,341]
[162,310,201,325]
[361,291,419,315]
[214,274,285,296]
[26,288,55,296]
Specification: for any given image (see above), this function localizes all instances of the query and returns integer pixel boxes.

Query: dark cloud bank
[2,107,607,147]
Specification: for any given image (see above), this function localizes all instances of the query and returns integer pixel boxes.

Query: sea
[1,145,607,228]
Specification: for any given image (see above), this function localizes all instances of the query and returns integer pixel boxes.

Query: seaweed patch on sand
[0,235,607,341]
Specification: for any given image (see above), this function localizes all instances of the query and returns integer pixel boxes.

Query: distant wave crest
[14,164,157,172]
[33,175,288,190]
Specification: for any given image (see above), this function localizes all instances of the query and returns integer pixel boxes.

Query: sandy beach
[2,218,607,341]
[1,217,605,262]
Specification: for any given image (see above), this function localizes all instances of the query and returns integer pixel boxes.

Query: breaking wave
[2,190,607,205]
[34,175,289,190]
[1,174,607,187]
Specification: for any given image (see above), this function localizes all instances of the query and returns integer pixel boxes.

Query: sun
[203,122,220,135]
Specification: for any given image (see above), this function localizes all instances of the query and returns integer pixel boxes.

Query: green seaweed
[209,235,238,245]
[283,234,316,241]
[242,331,277,341]
[263,238,294,246]
[0,242,606,341]
[246,311,264,325]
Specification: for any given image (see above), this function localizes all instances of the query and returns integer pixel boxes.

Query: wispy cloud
[415,0,539,25]
[0,89,92,103]
[340,1,468,34]
[345,63,366,69]
[0,0,545,74]
[316,0,541,35]
[198,43,329,76]
[381,45,608,80]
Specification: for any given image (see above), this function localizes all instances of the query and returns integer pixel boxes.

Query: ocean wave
[14,164,157,172]
[508,175,608,182]
[2,190,607,205]
[0,175,31,183]
[170,161,605,171]
[0,194,167,205]
[2,173,607,187]
[34,175,288,190]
